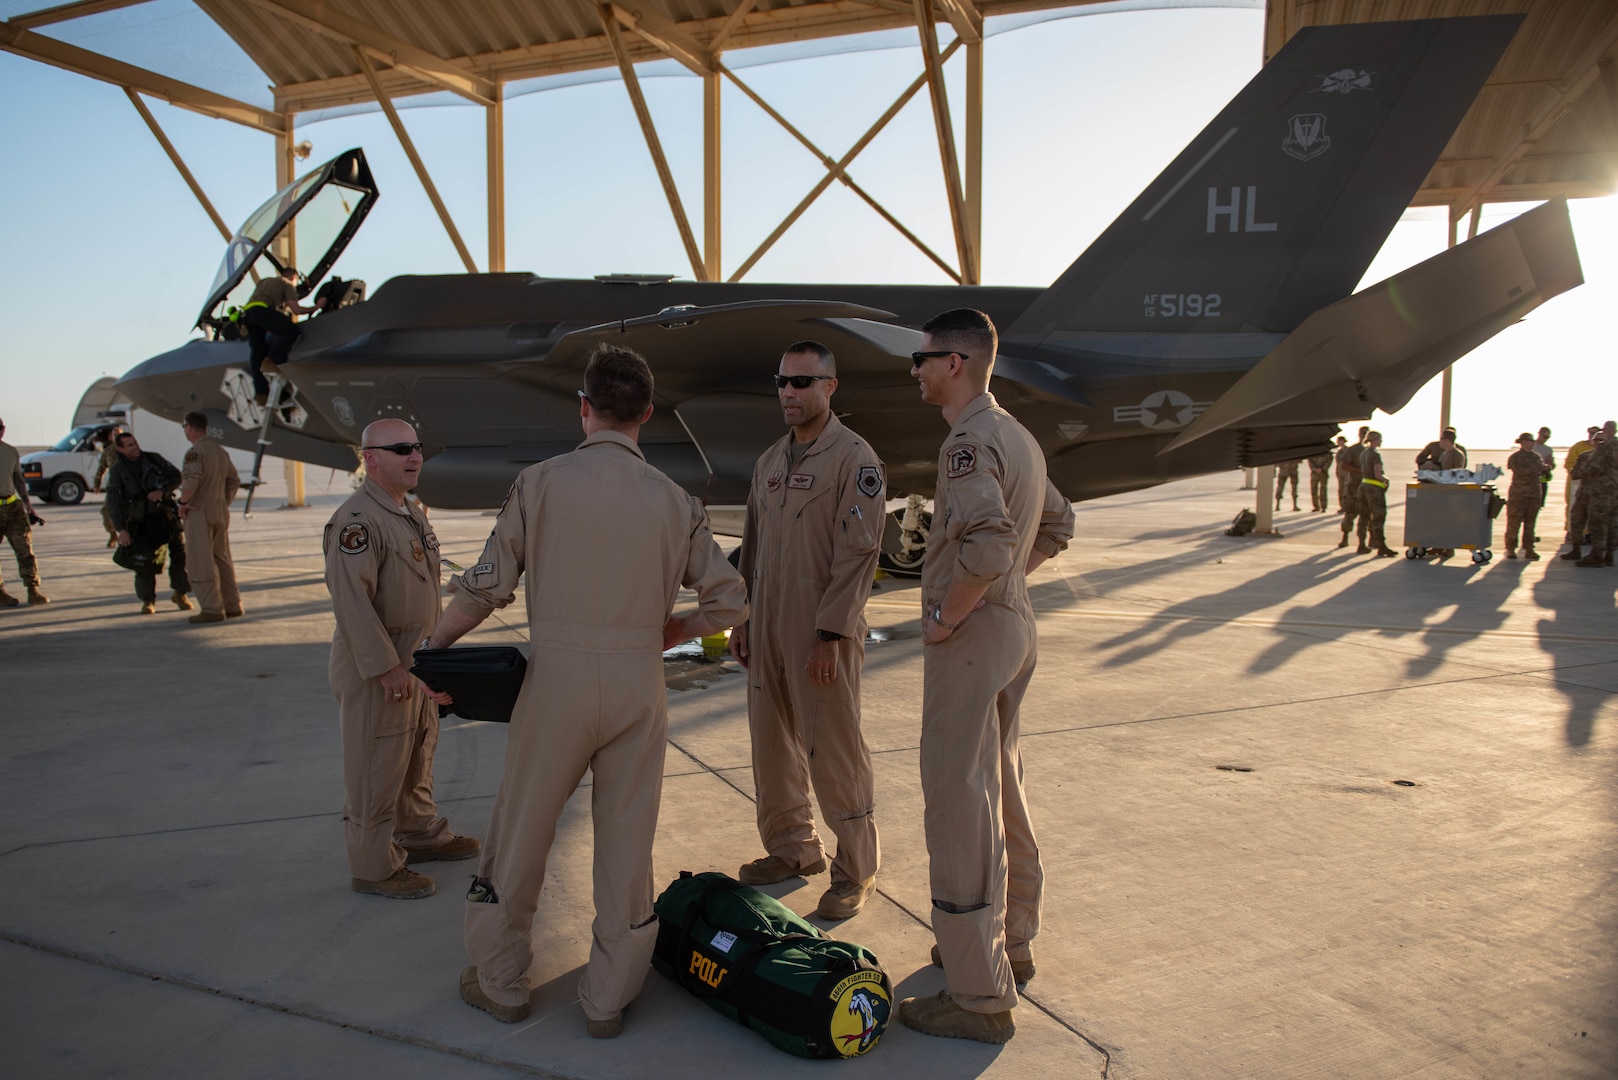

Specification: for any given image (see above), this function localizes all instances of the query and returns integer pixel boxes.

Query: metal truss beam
[728,38,964,283]
[915,0,978,283]
[356,48,479,274]
[124,89,234,243]
[0,23,284,134]
[6,0,151,29]
[600,3,707,281]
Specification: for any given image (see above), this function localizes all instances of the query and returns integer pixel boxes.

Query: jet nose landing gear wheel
[1471,549,1493,565]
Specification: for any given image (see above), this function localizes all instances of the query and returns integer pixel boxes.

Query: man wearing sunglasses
[730,340,886,921]
[426,344,747,1037]
[898,309,1073,1045]
[323,419,478,901]
[177,411,241,623]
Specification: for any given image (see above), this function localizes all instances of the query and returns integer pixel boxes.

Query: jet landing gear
[879,494,931,575]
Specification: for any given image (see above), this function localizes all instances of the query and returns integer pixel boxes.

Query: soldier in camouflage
[1575,421,1618,568]
[1307,450,1332,512]
[1357,431,1397,558]
[1274,459,1300,512]
[1502,432,1549,560]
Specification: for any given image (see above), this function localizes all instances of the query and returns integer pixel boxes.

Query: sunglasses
[363,442,423,455]
[910,350,967,365]
[774,374,833,389]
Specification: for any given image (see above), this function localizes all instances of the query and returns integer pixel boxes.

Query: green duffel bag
[651,871,892,1059]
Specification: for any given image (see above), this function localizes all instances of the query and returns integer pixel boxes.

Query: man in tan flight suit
[324,419,479,900]
[177,411,242,623]
[426,345,747,1037]
[730,340,886,920]
[897,309,1074,1045]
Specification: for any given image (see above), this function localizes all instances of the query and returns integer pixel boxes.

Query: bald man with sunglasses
[323,419,478,900]
[730,340,887,920]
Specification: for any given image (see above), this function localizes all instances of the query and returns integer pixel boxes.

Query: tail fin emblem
[1314,68,1372,94]
[1282,114,1332,162]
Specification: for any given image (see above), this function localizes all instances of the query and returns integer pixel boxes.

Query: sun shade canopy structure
[2,0,1612,286]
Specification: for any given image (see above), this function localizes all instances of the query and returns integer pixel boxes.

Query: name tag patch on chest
[946,444,977,479]
[338,523,369,554]
[856,465,883,498]
[788,473,814,490]
[765,469,784,492]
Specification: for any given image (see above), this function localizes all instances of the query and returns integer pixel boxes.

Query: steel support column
[704,71,721,281]
[964,39,983,281]
[487,85,506,273]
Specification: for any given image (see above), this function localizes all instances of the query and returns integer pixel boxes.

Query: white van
[21,379,255,504]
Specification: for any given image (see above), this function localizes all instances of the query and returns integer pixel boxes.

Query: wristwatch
[930,604,962,631]
[419,637,433,651]
[816,629,843,642]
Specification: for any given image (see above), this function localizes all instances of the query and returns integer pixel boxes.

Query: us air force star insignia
[1113,390,1211,430]
[338,523,369,554]
[765,469,784,492]
[788,473,814,490]
[856,465,883,498]
[946,444,976,478]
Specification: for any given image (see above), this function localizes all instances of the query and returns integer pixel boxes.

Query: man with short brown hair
[430,343,748,1038]
[897,308,1073,1045]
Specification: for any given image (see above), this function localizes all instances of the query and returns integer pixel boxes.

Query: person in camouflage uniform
[1357,431,1397,558]
[1503,432,1549,560]
[94,428,123,548]
[1575,421,1618,568]
[1337,428,1369,551]
[1274,458,1301,511]
[1561,434,1599,560]
[1307,450,1332,512]
[1333,435,1355,511]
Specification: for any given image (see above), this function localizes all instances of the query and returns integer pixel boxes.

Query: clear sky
[1,4,1612,456]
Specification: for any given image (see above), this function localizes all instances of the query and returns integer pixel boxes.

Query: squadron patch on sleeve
[765,469,784,492]
[183,451,199,464]
[338,522,370,554]
[945,443,977,479]
[856,464,883,499]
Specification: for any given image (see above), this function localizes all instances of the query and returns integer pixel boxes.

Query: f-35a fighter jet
[117,14,1580,565]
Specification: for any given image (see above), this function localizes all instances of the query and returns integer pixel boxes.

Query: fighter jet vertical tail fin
[1003,15,1521,347]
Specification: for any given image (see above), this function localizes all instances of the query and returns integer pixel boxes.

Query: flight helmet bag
[651,871,891,1059]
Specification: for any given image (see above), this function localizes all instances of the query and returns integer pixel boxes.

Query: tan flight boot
[140,601,156,615]
[738,853,827,885]
[26,588,49,605]
[0,588,19,608]
[817,877,875,920]
[459,966,530,1023]
[404,835,481,864]
[171,590,193,611]
[351,864,435,899]
[898,990,1015,1044]
[585,1007,623,1038]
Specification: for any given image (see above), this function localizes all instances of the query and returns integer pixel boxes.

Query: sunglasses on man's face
[910,350,967,365]
[774,374,833,390]
[364,442,423,456]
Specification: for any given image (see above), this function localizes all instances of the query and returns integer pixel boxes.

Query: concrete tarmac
[2,456,1613,1079]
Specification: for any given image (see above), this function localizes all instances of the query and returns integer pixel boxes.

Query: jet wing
[1161,198,1582,454]
[519,299,903,387]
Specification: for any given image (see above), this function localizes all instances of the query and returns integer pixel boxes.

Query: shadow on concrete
[1531,564,1618,748]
